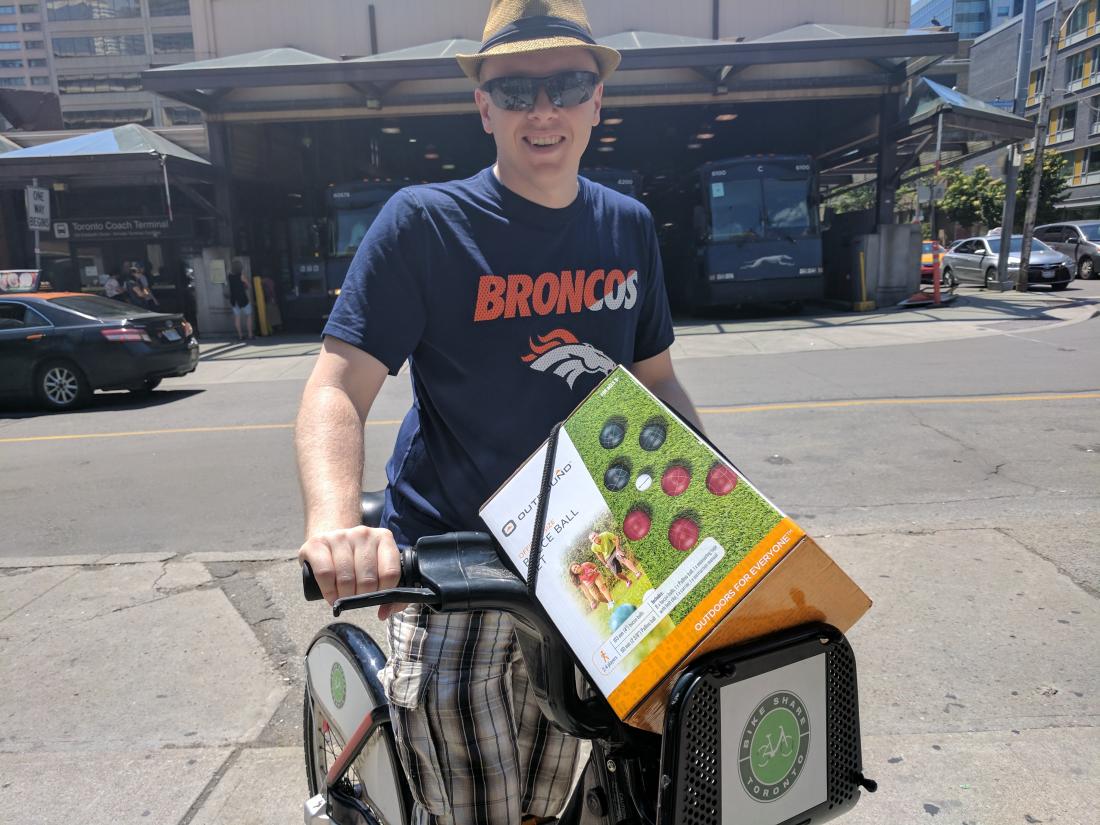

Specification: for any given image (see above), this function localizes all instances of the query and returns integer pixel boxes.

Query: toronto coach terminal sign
[51,215,193,241]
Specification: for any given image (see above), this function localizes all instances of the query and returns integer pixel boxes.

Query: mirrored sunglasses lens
[547,72,596,107]
[490,78,537,111]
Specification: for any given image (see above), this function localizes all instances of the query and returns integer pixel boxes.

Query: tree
[1014,150,1069,229]
[825,182,875,215]
[939,165,1005,229]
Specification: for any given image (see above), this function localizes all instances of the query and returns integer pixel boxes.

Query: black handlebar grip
[301,550,413,602]
[301,560,324,601]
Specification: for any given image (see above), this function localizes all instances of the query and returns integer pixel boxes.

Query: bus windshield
[333,204,387,256]
[708,165,815,242]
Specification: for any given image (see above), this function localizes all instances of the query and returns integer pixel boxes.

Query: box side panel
[625,538,872,733]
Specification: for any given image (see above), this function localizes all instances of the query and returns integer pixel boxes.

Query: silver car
[942,235,1073,290]
[1034,221,1100,279]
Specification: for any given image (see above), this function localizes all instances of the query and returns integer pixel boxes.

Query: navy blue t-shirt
[324,167,675,545]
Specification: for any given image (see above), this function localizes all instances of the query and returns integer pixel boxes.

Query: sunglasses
[480,71,599,111]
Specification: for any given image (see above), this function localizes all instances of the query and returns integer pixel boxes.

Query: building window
[62,106,152,129]
[58,72,142,93]
[52,34,146,57]
[152,32,192,54]
[30,74,48,85]
[0,22,15,31]
[1067,52,1086,86]
[165,105,202,124]
[27,56,46,66]
[1052,103,1078,144]
[0,40,20,49]
[1067,2,1090,35]
[19,3,37,12]
[22,21,40,30]
[1085,146,1100,176]
[0,6,15,14]
[0,57,20,66]
[45,0,139,21]
[149,0,189,16]
[0,76,26,85]
[24,38,43,48]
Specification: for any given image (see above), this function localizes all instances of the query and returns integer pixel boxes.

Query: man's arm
[630,348,704,433]
[295,336,401,607]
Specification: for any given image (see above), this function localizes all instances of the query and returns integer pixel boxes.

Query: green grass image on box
[564,373,783,624]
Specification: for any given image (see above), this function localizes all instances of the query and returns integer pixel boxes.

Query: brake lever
[332,587,440,616]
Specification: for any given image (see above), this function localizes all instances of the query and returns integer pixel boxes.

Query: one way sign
[25,186,50,231]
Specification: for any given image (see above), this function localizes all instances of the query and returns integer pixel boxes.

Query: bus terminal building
[0,0,1031,333]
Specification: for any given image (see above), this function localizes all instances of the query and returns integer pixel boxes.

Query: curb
[0,551,299,569]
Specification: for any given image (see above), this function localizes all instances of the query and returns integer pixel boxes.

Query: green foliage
[940,165,1005,228]
[825,183,875,215]
[1014,151,1070,227]
[564,371,783,624]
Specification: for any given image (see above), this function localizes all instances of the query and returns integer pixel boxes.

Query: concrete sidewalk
[2,526,1096,825]
[179,287,1100,385]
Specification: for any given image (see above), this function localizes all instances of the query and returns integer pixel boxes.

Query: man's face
[475,47,603,184]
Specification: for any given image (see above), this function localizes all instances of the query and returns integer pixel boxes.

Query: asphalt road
[1,287,1097,825]
[1,304,1097,593]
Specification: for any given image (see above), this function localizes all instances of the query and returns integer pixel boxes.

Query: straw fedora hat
[456,0,621,82]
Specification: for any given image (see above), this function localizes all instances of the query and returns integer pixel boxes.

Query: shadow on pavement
[0,388,205,419]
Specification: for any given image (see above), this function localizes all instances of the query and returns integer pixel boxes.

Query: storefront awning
[0,123,213,187]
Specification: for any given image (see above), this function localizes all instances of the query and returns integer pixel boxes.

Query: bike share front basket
[658,623,873,825]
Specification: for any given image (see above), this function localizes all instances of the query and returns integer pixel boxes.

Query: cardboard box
[479,366,870,731]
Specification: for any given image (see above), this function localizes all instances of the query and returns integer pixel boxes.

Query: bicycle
[300,491,877,825]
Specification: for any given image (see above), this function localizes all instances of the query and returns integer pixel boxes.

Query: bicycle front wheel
[303,623,410,825]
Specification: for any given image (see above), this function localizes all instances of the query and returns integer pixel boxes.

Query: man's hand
[297,525,405,619]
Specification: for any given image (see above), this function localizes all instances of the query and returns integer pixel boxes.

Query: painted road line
[0,419,402,444]
[2,392,1098,445]
[700,391,1100,416]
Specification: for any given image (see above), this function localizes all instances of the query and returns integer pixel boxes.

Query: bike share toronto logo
[330,662,347,709]
[739,690,810,802]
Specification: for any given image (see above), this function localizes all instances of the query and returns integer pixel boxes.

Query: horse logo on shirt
[521,328,615,389]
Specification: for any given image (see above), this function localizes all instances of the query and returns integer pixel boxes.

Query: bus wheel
[784,301,804,314]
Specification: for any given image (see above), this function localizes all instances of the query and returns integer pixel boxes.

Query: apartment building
[971,0,1100,213]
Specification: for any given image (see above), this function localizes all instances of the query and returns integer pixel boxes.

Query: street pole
[1019,0,1065,291]
[32,176,40,273]
[995,0,1037,291]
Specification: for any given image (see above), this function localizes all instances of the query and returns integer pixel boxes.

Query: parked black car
[0,291,199,411]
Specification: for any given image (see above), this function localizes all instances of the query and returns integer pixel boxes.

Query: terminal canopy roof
[142,25,959,120]
[818,77,1034,188]
[0,123,213,188]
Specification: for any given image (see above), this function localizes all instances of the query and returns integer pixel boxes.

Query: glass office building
[912,0,1024,39]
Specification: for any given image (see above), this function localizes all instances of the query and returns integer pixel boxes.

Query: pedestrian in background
[103,270,124,300]
[228,259,253,340]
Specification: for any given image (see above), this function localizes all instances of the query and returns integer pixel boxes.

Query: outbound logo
[739,690,810,802]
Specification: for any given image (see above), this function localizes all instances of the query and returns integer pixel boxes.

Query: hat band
[478,15,596,54]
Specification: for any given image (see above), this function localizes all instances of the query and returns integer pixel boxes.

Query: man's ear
[474,88,494,134]
[591,83,604,127]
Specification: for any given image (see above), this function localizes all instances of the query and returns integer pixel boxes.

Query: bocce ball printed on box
[719,654,828,825]
[598,415,741,554]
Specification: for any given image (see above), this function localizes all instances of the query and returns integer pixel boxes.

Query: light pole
[1019,0,1070,291]
[994,0,1037,291]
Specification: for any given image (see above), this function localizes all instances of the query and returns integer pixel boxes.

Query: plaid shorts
[380,606,581,825]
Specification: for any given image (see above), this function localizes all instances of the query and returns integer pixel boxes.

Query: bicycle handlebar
[300,529,619,738]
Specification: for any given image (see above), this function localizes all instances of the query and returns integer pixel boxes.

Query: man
[296,2,701,823]
[589,529,642,589]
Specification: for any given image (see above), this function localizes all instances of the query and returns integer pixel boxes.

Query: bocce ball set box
[479,366,871,732]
